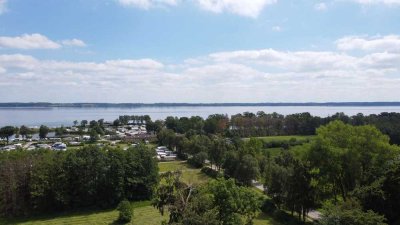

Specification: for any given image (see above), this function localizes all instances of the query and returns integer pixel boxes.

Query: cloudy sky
[0,0,399,103]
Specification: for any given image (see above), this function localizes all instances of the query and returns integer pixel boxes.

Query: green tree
[319,200,387,225]
[306,121,398,201]
[235,154,259,186]
[0,126,15,143]
[209,138,228,171]
[89,129,99,142]
[39,125,49,139]
[19,125,30,139]
[80,120,88,127]
[117,200,134,223]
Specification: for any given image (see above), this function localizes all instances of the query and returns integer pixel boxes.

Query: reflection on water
[1,106,400,127]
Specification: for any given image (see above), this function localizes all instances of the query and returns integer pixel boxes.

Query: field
[159,161,211,185]
[0,201,167,225]
[0,161,281,225]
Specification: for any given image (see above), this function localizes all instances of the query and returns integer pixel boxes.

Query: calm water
[1,106,400,127]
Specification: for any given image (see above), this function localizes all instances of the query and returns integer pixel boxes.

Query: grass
[254,213,283,225]
[244,135,315,142]
[0,201,167,225]
[263,147,284,158]
[158,161,211,185]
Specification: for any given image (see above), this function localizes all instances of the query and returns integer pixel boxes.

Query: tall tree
[39,125,49,139]
[0,126,15,143]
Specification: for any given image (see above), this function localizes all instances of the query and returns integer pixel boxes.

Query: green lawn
[0,201,167,225]
[158,161,211,185]
[254,213,282,225]
[244,135,315,142]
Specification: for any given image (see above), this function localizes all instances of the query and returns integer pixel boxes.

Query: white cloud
[314,2,327,11]
[61,39,86,47]
[195,0,277,18]
[0,34,88,50]
[1,36,400,102]
[105,59,164,69]
[350,0,400,5]
[336,35,400,52]
[117,0,178,9]
[0,0,7,15]
[0,34,61,50]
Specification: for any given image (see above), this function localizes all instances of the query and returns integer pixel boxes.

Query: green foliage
[39,125,49,139]
[117,200,133,223]
[153,174,262,225]
[353,157,400,224]
[319,201,387,225]
[265,152,317,221]
[188,152,208,168]
[0,126,15,142]
[89,128,99,142]
[157,128,177,150]
[0,145,158,216]
[306,120,399,201]
[207,179,262,225]
[223,152,260,187]
[19,125,30,138]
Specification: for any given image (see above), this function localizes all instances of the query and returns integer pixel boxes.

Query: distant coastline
[1,102,400,108]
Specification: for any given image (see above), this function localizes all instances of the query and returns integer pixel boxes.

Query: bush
[261,199,277,214]
[187,151,208,168]
[117,200,133,223]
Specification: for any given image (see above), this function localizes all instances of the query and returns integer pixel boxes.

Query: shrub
[117,200,133,223]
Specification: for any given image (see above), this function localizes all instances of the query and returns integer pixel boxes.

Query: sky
[0,0,400,103]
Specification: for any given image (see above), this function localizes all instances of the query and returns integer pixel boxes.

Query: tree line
[147,112,400,145]
[0,145,158,217]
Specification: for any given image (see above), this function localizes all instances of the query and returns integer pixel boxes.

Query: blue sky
[0,0,400,103]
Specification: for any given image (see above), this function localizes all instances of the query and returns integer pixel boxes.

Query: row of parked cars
[0,142,67,151]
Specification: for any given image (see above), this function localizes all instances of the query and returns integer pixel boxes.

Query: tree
[113,119,120,127]
[80,120,88,127]
[73,120,78,126]
[235,154,260,186]
[89,129,99,142]
[265,152,318,221]
[188,152,208,168]
[19,125,30,139]
[209,138,228,171]
[157,129,177,150]
[306,121,398,201]
[0,126,15,143]
[117,200,134,223]
[319,200,387,225]
[207,179,262,225]
[152,170,192,223]
[39,125,49,139]
[353,157,400,224]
